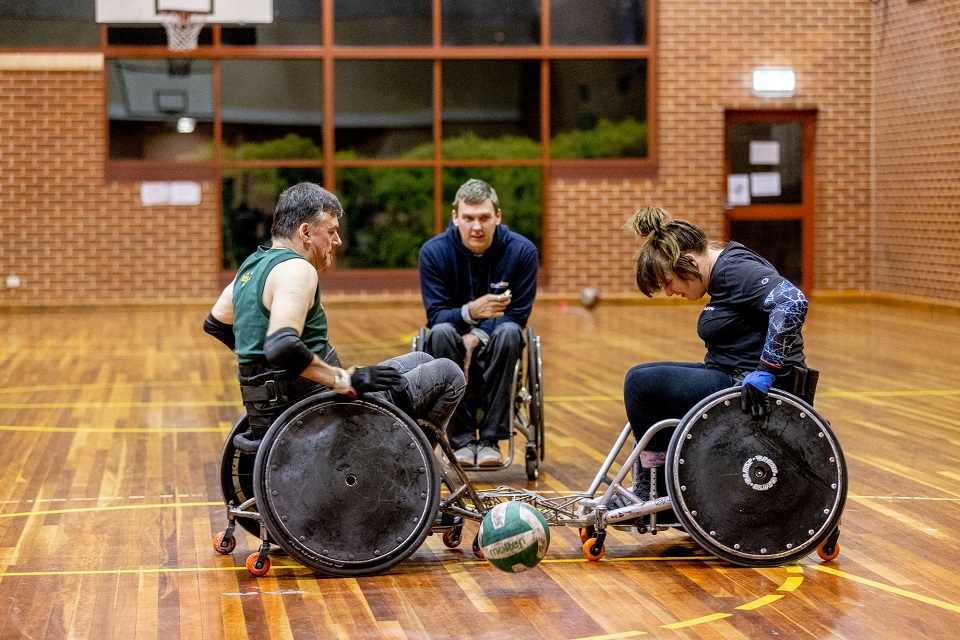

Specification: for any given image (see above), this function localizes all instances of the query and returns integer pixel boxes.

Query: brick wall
[3,1,958,305]
[546,0,873,297]
[872,0,960,302]
[0,63,220,305]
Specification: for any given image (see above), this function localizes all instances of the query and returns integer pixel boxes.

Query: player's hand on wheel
[350,365,408,395]
[740,370,775,420]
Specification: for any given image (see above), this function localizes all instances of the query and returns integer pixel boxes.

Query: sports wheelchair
[213,370,845,576]
[213,390,486,577]
[411,326,545,480]
[575,367,846,565]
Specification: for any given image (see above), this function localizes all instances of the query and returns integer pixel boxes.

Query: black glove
[740,371,775,420]
[350,365,408,395]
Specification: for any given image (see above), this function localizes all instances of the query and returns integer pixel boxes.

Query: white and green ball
[478,501,550,573]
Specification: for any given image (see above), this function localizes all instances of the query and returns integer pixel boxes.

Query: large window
[98,0,655,275]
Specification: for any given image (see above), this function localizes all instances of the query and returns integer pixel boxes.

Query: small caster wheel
[582,538,605,561]
[213,531,236,555]
[472,533,485,560]
[579,526,595,545]
[817,540,840,561]
[246,552,270,576]
[442,527,463,549]
[525,457,539,480]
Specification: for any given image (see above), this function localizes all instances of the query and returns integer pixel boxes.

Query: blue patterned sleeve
[758,280,808,372]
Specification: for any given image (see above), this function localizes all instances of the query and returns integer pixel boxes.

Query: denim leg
[423,323,477,449]
[374,351,466,434]
[623,362,733,451]
[476,322,524,446]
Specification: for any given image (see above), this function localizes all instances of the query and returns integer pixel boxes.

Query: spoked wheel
[218,414,260,539]
[526,327,545,463]
[254,392,441,577]
[667,388,847,567]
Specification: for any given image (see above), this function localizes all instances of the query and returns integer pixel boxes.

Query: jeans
[424,322,524,449]
[240,351,465,439]
[623,362,734,451]
[370,351,466,433]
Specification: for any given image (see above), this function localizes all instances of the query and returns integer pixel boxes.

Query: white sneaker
[453,445,476,466]
[476,445,504,467]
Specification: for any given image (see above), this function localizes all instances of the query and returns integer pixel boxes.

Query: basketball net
[160,10,206,51]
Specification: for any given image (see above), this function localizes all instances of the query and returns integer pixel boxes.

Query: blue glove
[741,371,775,420]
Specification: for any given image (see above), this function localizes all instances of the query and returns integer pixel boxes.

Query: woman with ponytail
[617,207,809,523]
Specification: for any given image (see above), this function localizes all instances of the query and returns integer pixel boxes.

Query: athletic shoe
[476,445,504,467]
[453,445,476,466]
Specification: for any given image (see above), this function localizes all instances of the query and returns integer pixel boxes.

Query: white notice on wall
[750,172,782,197]
[727,174,750,206]
[141,181,171,206]
[749,140,781,165]
[140,181,202,205]
[170,181,202,205]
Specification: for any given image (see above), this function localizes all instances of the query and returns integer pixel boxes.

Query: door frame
[723,109,817,292]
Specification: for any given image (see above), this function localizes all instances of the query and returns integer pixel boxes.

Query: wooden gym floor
[0,297,958,639]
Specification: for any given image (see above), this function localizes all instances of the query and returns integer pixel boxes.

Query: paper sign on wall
[749,140,781,165]
[750,172,782,197]
[727,174,750,206]
[140,181,201,205]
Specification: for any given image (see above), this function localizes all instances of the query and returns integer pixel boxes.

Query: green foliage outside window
[222,118,646,268]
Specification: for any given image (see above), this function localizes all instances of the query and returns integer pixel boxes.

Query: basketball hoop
[160,10,206,51]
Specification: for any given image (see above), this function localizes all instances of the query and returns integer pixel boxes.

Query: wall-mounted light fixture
[752,67,795,98]
[177,116,196,133]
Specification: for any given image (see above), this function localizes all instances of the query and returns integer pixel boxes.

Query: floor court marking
[2,388,960,409]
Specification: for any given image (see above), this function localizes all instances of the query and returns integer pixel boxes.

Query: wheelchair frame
[412,325,545,480]
[213,385,845,576]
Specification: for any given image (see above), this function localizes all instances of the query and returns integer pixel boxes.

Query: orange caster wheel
[442,527,463,548]
[817,540,840,561]
[579,526,595,544]
[213,531,236,555]
[582,538,606,561]
[246,553,270,576]
[472,534,485,560]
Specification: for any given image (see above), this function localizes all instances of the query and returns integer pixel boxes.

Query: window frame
[97,0,659,281]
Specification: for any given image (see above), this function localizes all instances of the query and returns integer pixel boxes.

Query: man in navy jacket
[418,179,538,467]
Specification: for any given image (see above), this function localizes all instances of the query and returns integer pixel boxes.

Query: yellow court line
[2,390,960,410]
[0,425,228,434]
[812,564,960,614]
[573,631,647,640]
[0,562,314,579]
[735,594,785,610]
[0,401,237,409]
[660,613,732,629]
[0,501,222,520]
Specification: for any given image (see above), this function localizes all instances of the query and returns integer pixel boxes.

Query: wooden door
[724,110,816,291]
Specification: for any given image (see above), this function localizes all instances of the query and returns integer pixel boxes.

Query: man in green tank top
[204,182,465,452]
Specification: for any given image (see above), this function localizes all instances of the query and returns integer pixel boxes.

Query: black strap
[239,377,319,403]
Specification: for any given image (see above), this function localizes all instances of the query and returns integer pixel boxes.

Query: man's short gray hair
[453,178,499,212]
[271,182,343,240]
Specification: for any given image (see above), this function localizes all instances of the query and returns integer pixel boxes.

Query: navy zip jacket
[419,222,538,335]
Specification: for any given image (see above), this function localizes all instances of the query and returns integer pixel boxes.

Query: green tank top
[232,247,329,365]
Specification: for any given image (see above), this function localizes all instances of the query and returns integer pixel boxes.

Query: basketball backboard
[96,0,273,24]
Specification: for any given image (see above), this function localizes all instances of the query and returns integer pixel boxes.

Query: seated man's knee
[434,357,467,394]
[424,323,460,351]
[493,322,523,347]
